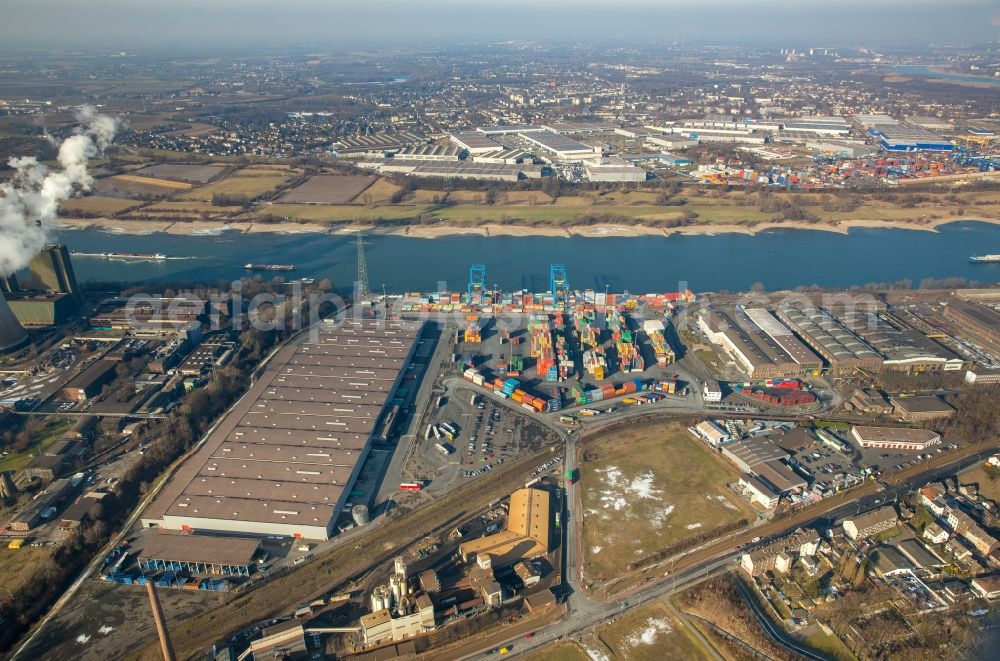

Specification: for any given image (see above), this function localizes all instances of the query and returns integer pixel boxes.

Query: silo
[352,504,371,526]
[389,574,404,603]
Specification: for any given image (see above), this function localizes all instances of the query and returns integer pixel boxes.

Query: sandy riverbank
[54,215,1000,239]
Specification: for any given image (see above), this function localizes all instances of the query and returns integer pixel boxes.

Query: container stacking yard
[141,318,423,540]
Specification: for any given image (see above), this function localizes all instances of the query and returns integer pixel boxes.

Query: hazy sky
[2,0,998,48]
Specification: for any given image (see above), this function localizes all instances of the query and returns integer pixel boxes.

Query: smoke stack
[0,290,28,354]
[146,583,176,661]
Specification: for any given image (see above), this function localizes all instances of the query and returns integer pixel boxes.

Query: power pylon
[355,231,371,304]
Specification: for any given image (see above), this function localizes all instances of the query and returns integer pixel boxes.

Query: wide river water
[58,221,1000,293]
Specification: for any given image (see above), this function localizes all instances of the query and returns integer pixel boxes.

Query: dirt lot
[131,163,226,184]
[580,421,752,581]
[277,174,376,204]
[59,196,140,216]
[18,579,227,661]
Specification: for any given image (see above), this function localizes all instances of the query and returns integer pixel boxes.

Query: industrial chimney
[0,290,28,354]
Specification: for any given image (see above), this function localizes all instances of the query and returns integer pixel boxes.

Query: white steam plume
[0,105,119,276]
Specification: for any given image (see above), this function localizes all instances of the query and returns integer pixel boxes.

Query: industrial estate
[0,23,1000,661]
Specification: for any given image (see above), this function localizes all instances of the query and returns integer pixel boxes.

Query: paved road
[454,443,998,660]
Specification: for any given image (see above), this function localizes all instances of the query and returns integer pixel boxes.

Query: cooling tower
[0,290,29,354]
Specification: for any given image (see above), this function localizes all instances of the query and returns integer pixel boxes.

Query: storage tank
[370,588,387,612]
[352,504,371,526]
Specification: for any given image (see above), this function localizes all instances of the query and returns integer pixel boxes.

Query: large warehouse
[519,130,601,160]
[698,306,822,379]
[775,303,884,375]
[142,318,423,540]
[943,299,1000,345]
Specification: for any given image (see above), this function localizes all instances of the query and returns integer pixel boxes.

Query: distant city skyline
[0,0,997,48]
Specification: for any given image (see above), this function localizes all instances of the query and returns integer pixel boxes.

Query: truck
[440,422,457,436]
[579,408,599,417]
[424,424,433,440]
[435,443,453,456]
[400,482,424,491]
[558,414,578,425]
[566,467,578,484]
[432,425,442,440]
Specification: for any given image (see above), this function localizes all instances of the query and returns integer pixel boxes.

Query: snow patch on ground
[583,645,611,661]
[98,625,114,635]
[685,522,703,530]
[650,504,675,528]
[623,617,673,647]
[592,545,603,554]
[595,465,665,516]
[76,635,91,644]
[713,494,740,511]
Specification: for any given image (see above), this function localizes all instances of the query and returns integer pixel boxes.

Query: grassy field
[0,546,57,596]
[580,421,752,581]
[181,174,290,201]
[594,602,711,661]
[259,203,429,222]
[60,196,140,215]
[0,418,74,473]
[800,626,857,661]
[522,642,591,661]
[361,178,403,202]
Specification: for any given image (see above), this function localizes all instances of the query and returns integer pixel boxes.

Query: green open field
[0,418,73,473]
[181,174,290,201]
[580,421,752,581]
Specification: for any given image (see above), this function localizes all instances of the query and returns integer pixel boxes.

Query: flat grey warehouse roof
[143,318,422,538]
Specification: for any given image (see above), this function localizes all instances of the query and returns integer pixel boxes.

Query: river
[56,221,1000,293]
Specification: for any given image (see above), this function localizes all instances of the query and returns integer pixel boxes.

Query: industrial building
[698,307,822,379]
[541,122,617,135]
[584,157,646,183]
[459,487,550,567]
[333,131,427,157]
[61,359,118,401]
[449,132,503,155]
[775,303,883,375]
[519,130,601,160]
[0,244,81,327]
[475,124,547,135]
[850,426,941,451]
[142,318,423,540]
[139,534,262,576]
[721,437,807,497]
[889,395,955,421]
[392,144,461,161]
[942,299,1000,345]
[376,160,541,181]
[868,123,954,152]
[832,310,965,373]
[0,291,29,354]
